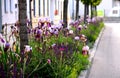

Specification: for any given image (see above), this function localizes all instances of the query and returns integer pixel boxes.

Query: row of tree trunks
[18,0,69,52]
[91,4,97,18]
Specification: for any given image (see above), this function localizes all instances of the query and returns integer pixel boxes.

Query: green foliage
[81,22,104,48]
[91,0,102,6]
[81,0,102,6]
[81,0,91,5]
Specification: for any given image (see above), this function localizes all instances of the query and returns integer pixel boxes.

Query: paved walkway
[88,23,120,78]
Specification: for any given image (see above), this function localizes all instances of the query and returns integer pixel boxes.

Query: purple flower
[59,20,63,24]
[77,25,82,30]
[74,21,79,27]
[86,18,91,23]
[92,17,97,23]
[49,27,54,34]
[47,59,51,64]
[56,24,63,29]
[36,29,42,34]
[59,44,66,51]
[5,42,10,48]
[54,29,59,35]
[74,36,80,40]
[69,21,74,26]
[82,45,89,55]
[69,30,73,34]
[47,23,51,27]
[0,38,5,43]
[24,45,32,52]
[82,45,89,51]
[59,48,65,51]
[52,43,56,48]
[4,42,10,52]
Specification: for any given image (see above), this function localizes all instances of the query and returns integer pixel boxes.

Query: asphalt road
[88,23,120,78]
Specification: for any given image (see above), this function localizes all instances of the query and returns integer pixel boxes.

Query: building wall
[31,0,62,26]
[97,0,112,16]
[2,0,18,25]
[31,0,52,27]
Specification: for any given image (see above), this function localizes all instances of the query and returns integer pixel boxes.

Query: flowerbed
[0,17,104,78]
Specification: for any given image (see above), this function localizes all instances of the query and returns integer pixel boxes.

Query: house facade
[0,0,75,30]
[0,0,18,31]
[1,0,18,26]
[30,0,64,26]
[0,0,33,31]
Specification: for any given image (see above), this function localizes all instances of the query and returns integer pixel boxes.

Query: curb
[78,27,105,78]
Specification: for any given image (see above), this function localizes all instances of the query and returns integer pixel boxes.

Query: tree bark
[75,0,79,20]
[18,0,28,52]
[91,3,93,18]
[95,6,97,16]
[63,0,68,28]
[84,4,87,23]
[29,0,32,27]
[86,5,89,16]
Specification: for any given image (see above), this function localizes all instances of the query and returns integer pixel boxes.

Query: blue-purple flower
[82,45,89,55]
[74,36,80,40]
[4,42,10,52]
[69,30,73,34]
[47,59,51,64]
[24,45,32,53]
[0,38,5,43]
[77,25,82,31]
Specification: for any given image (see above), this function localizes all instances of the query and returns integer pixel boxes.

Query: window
[47,0,49,16]
[10,0,13,13]
[39,0,41,16]
[4,0,9,13]
[113,10,118,14]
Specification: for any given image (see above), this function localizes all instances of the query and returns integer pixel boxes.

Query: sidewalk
[78,25,105,78]
[79,23,120,78]
[88,23,120,78]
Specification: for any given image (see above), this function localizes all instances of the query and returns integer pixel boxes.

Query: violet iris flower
[74,36,80,40]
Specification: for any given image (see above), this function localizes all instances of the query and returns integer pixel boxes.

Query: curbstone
[78,26,105,78]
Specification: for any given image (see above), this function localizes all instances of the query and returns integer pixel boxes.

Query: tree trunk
[18,0,28,52]
[63,0,68,28]
[29,0,32,27]
[84,4,87,24]
[91,4,93,18]
[75,0,79,20]
[95,6,97,16]
[86,5,89,16]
